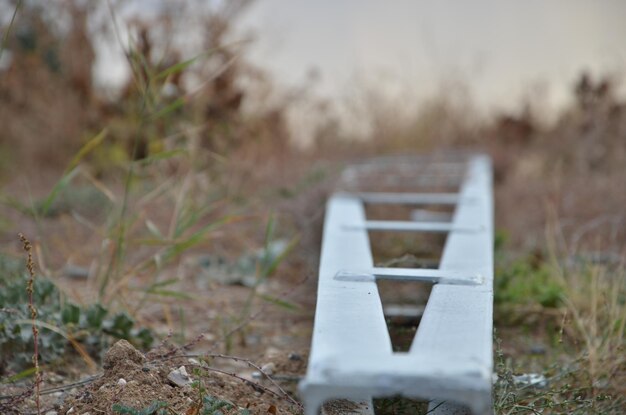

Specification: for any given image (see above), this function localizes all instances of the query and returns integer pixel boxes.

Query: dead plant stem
[19,233,41,415]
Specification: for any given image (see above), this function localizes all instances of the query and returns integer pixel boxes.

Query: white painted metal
[356,192,462,205]
[334,268,483,285]
[346,220,479,233]
[410,208,453,223]
[300,155,494,414]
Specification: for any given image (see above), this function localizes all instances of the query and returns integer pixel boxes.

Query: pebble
[66,408,75,414]
[261,362,276,376]
[167,366,193,387]
[513,373,548,388]
[63,264,90,280]
[265,347,281,357]
[45,411,58,415]
[245,334,261,346]
[529,344,546,355]
[288,353,302,361]
[118,378,127,386]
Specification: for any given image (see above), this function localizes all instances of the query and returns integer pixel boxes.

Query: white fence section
[300,155,494,414]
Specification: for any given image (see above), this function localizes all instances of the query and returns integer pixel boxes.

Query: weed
[112,400,170,415]
[494,338,613,414]
[0,270,152,374]
[494,237,626,412]
[0,0,21,61]
[223,213,299,353]
[111,395,251,415]
[18,233,40,414]
[373,396,428,414]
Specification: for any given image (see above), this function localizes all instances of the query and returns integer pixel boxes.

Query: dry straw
[19,233,41,415]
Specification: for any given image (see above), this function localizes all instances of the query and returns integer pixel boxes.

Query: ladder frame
[300,155,494,415]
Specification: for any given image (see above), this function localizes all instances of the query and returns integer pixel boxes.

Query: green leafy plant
[112,401,170,415]
[495,255,564,308]
[0,263,153,374]
[493,337,611,415]
[111,396,251,415]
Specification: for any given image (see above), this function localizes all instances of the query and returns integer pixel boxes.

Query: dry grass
[547,220,626,399]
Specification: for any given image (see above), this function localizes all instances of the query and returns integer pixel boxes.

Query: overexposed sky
[90,0,626,141]
[240,0,626,113]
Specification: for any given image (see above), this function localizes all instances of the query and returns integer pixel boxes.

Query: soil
[56,340,302,414]
[1,147,624,414]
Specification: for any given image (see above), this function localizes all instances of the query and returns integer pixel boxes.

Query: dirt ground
[1,135,625,414]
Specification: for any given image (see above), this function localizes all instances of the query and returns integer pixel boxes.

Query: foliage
[372,397,427,414]
[112,401,169,415]
[493,337,617,415]
[495,255,564,308]
[111,396,251,415]
[0,258,153,374]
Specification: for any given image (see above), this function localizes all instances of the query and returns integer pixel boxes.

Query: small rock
[245,334,261,346]
[513,373,548,389]
[288,353,302,361]
[45,411,58,415]
[265,347,281,357]
[261,362,276,376]
[117,378,127,386]
[63,264,90,280]
[188,358,200,365]
[529,344,546,355]
[66,408,75,414]
[167,366,193,387]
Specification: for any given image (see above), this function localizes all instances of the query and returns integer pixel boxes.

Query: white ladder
[300,155,494,414]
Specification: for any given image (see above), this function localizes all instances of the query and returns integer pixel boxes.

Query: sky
[238,0,626,114]
[87,0,626,141]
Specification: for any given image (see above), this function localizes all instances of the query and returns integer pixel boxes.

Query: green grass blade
[145,289,194,300]
[145,278,178,289]
[145,219,164,239]
[163,216,238,264]
[135,148,187,166]
[174,203,218,239]
[263,213,276,249]
[0,0,21,62]
[152,96,185,120]
[262,235,300,278]
[258,293,300,311]
[0,366,37,384]
[0,192,33,215]
[155,55,202,81]
[143,279,196,299]
[65,128,108,173]
[39,167,80,216]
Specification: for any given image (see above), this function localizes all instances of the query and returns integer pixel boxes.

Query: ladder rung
[355,192,462,205]
[334,268,484,285]
[345,220,483,233]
